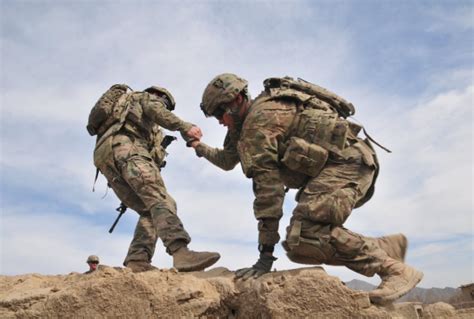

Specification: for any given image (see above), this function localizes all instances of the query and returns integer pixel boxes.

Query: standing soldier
[87,84,220,273]
[193,74,423,304]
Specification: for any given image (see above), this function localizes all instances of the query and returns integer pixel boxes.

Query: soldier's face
[218,112,235,130]
[215,94,248,130]
[88,262,98,271]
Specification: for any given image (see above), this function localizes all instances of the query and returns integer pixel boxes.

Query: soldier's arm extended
[238,135,285,250]
[234,102,295,280]
[142,93,194,134]
[194,130,240,171]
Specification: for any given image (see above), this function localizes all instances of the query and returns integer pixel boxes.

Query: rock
[0,267,472,318]
[423,302,457,319]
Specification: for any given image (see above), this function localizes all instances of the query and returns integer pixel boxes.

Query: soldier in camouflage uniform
[193,74,423,304]
[84,255,100,274]
[90,85,220,273]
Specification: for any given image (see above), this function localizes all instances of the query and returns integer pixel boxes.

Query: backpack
[263,77,355,119]
[87,84,131,136]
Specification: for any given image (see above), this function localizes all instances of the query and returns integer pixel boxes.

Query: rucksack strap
[362,127,392,153]
[92,168,100,192]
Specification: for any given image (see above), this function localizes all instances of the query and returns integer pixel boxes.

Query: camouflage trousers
[283,156,388,277]
[98,134,191,265]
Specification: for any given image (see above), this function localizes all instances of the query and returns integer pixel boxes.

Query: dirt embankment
[1,266,471,318]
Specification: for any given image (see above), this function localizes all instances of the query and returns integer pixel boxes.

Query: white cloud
[1,208,132,275]
[351,85,473,240]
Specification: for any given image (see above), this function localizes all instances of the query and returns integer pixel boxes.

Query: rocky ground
[1,266,472,318]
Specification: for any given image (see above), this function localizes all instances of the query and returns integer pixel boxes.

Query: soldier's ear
[236,93,245,106]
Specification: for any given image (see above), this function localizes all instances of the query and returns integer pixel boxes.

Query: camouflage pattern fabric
[196,88,387,276]
[94,91,192,265]
[284,158,388,277]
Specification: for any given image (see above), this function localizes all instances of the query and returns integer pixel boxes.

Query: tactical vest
[262,77,359,158]
[261,77,381,207]
[263,76,390,153]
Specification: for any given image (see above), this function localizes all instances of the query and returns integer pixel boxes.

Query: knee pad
[284,220,335,264]
[284,241,334,265]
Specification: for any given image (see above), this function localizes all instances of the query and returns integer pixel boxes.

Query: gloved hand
[235,254,277,280]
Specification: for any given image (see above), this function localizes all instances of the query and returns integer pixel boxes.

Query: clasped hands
[186,126,202,148]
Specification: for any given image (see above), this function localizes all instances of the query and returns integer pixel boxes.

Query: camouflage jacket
[118,91,193,140]
[195,92,298,246]
[196,90,377,247]
[94,91,194,173]
[96,91,193,159]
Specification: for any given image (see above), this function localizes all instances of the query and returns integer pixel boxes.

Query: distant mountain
[345,279,462,304]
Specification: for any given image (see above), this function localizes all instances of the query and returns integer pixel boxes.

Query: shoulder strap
[264,77,355,118]
[94,93,132,150]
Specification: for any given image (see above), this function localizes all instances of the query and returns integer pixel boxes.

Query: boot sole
[175,254,221,272]
[370,269,424,305]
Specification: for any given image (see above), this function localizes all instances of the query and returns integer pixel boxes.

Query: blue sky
[1,1,472,289]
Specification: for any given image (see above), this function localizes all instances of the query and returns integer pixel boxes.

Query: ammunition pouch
[281,137,328,177]
[295,107,349,156]
[150,146,166,168]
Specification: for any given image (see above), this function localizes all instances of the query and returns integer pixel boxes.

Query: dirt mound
[1,266,471,318]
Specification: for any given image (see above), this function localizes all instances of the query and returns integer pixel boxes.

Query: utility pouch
[295,107,348,156]
[281,137,328,177]
[148,126,167,167]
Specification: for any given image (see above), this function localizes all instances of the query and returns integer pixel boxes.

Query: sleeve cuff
[195,143,206,157]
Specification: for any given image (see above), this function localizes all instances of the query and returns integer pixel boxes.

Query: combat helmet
[144,86,176,111]
[200,73,248,117]
[86,255,100,264]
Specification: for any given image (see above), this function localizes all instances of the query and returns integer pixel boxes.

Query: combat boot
[376,233,407,262]
[369,258,423,304]
[172,247,220,272]
[126,261,158,273]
